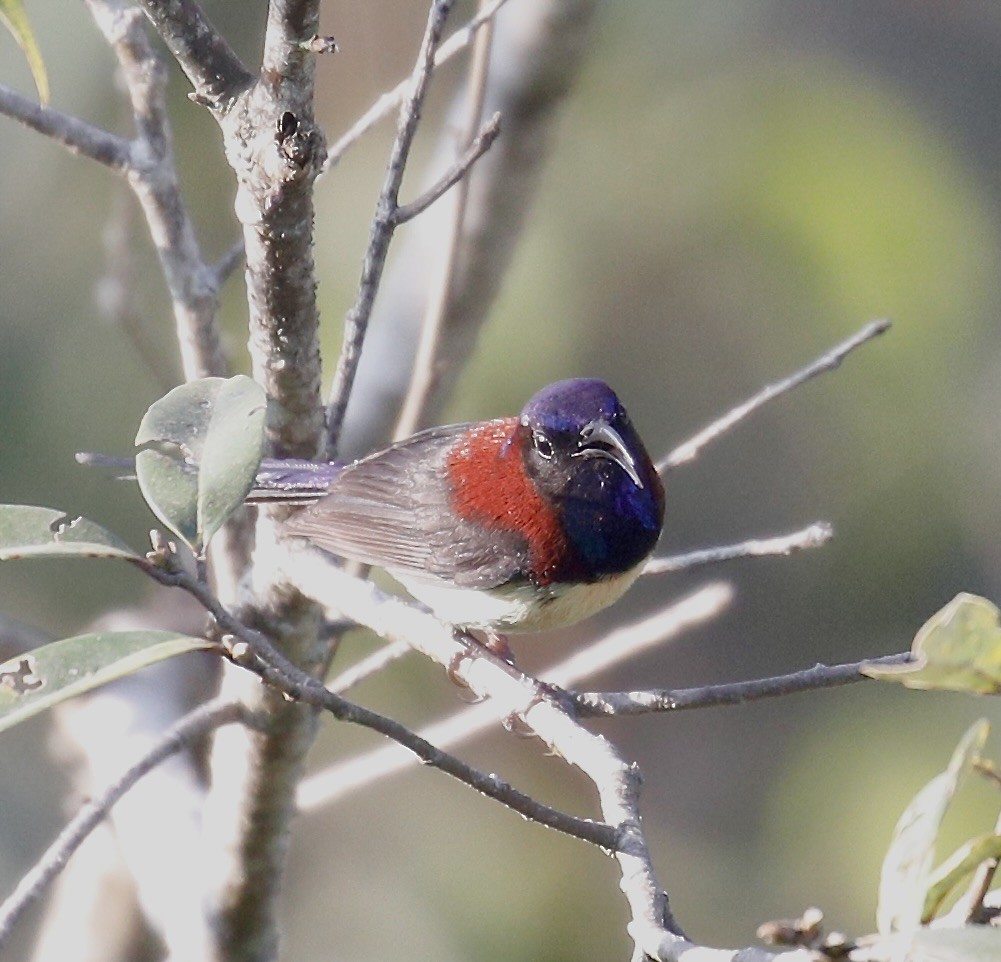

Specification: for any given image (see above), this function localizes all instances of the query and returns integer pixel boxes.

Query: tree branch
[212,237,245,288]
[134,0,253,106]
[261,0,321,79]
[322,0,511,171]
[127,552,614,848]
[185,3,328,957]
[658,319,891,473]
[213,1,327,458]
[279,543,690,951]
[392,7,498,441]
[644,522,833,575]
[298,585,732,811]
[258,657,618,847]
[332,0,602,455]
[392,112,501,227]
[0,83,129,168]
[573,653,914,717]
[0,698,253,951]
[87,0,229,381]
[324,0,458,456]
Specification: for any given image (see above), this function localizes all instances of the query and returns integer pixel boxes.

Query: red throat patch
[446,419,568,585]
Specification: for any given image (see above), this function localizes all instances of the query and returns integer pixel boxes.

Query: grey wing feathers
[283,425,525,589]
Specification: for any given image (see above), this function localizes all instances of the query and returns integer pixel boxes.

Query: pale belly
[393,564,646,634]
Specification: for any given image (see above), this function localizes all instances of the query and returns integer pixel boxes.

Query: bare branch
[223,9,327,458]
[298,585,732,810]
[392,10,498,441]
[324,0,458,455]
[87,0,228,381]
[393,112,502,227]
[333,0,601,454]
[212,238,245,288]
[0,83,129,168]
[322,0,511,171]
[644,522,833,575]
[280,543,691,950]
[134,0,252,106]
[270,662,618,847]
[658,320,891,473]
[573,653,913,717]
[262,0,321,84]
[125,552,612,847]
[178,2,327,956]
[0,699,252,950]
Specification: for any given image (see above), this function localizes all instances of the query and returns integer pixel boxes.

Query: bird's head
[517,379,655,494]
[515,379,665,576]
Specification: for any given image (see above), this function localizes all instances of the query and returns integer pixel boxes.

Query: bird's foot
[446,628,516,684]
[446,630,489,698]
[477,629,517,666]
[500,681,576,735]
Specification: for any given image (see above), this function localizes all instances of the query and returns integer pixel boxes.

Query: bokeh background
[4,0,1001,959]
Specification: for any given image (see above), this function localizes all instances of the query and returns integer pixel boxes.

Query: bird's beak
[574,419,644,488]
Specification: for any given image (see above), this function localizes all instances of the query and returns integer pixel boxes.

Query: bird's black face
[518,379,665,578]
[520,379,649,494]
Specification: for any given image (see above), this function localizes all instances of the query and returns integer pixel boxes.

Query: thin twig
[87,0,228,381]
[572,653,913,717]
[329,0,600,453]
[658,320,891,473]
[279,542,690,944]
[0,699,252,950]
[393,113,501,227]
[212,238,246,288]
[322,0,510,172]
[267,659,617,847]
[134,0,252,106]
[298,585,732,810]
[324,0,458,456]
[129,552,612,847]
[393,8,497,440]
[644,522,833,575]
[0,83,129,168]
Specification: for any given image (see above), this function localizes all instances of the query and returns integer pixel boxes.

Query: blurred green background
[4,0,1001,958]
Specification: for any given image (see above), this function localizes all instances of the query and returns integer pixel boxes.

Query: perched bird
[278,379,665,635]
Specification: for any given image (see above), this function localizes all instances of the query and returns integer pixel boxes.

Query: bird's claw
[446,647,485,701]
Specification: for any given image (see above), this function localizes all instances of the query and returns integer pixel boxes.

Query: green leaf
[923,833,1001,922]
[876,720,989,937]
[0,630,214,734]
[135,376,267,557]
[0,0,49,103]
[862,594,1001,694]
[0,505,140,561]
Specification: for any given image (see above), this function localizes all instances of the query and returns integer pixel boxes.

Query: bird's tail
[76,452,342,506]
[245,459,343,504]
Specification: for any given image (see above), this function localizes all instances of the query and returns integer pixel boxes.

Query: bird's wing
[283,424,526,590]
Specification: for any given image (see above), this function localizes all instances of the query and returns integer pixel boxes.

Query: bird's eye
[532,430,554,460]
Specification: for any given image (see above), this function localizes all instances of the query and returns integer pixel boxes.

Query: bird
[276,379,665,637]
[79,379,665,639]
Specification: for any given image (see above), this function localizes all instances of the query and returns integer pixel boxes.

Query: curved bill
[573,419,644,488]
